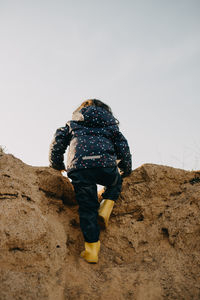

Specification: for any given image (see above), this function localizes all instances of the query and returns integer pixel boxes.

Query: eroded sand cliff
[0,152,200,300]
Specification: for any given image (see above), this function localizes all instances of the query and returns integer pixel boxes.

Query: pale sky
[0,0,200,171]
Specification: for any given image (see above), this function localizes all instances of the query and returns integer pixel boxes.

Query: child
[49,99,132,263]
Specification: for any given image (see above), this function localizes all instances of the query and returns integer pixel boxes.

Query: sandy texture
[0,152,200,300]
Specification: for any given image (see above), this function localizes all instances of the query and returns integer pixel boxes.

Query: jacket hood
[72,106,117,128]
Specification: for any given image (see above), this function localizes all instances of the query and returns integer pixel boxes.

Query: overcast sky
[0,0,200,171]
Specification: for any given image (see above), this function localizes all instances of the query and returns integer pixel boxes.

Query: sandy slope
[0,152,200,300]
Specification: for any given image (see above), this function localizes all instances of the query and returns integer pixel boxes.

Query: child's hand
[61,170,68,178]
[121,170,131,178]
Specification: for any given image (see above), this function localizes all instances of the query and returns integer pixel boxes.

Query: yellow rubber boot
[80,241,100,263]
[98,199,115,229]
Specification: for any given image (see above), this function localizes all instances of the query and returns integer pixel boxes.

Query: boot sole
[98,215,107,230]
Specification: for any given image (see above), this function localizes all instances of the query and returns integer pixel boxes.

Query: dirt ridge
[0,152,200,300]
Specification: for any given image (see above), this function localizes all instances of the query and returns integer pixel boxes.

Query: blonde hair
[75,99,112,114]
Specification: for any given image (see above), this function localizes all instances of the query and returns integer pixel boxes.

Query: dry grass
[0,145,5,154]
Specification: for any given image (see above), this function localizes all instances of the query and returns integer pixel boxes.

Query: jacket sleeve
[49,125,71,171]
[112,127,132,176]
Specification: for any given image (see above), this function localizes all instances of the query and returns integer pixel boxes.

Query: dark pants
[68,166,122,243]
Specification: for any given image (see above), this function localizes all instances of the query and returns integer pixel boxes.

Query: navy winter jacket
[49,106,132,175]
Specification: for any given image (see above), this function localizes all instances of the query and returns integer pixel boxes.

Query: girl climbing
[49,99,132,263]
